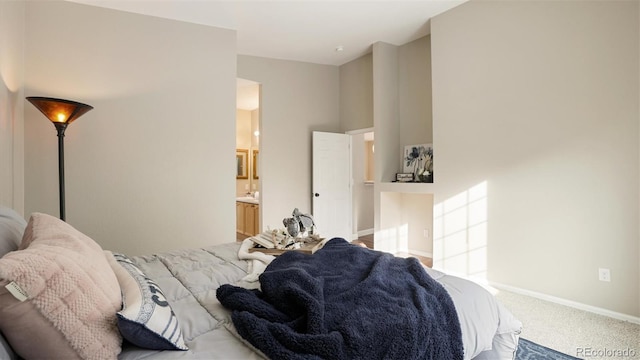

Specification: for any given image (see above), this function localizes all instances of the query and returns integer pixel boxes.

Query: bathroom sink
[236,196,259,204]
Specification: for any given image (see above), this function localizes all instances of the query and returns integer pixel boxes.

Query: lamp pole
[54,122,68,221]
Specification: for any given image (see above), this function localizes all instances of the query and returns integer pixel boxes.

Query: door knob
[314,193,320,197]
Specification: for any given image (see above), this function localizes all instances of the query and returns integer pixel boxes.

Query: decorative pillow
[107,252,188,350]
[0,206,27,258]
[0,213,122,360]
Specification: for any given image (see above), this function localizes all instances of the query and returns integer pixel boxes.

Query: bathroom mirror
[252,150,259,180]
[236,149,248,179]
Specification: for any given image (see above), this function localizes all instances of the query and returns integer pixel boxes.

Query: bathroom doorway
[349,129,374,242]
[236,78,261,240]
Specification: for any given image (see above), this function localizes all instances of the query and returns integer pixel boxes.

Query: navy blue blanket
[217,239,463,360]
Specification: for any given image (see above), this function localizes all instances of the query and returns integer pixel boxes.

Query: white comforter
[118,242,521,360]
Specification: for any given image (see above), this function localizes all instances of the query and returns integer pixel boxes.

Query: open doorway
[349,129,374,245]
[236,78,261,240]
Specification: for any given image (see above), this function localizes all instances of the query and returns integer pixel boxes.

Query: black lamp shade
[26,97,93,125]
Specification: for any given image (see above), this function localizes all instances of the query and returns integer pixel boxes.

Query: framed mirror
[252,149,259,180]
[236,149,248,179]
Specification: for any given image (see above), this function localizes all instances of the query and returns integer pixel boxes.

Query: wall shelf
[377,182,434,194]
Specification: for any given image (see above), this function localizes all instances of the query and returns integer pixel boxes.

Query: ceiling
[68,0,467,110]
[69,0,466,66]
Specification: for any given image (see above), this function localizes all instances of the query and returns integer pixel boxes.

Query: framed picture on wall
[252,150,259,180]
[403,144,433,183]
[236,149,248,179]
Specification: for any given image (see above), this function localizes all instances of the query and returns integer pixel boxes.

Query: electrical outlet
[423,229,429,238]
[598,268,611,282]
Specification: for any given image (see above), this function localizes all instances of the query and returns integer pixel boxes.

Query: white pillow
[436,274,522,360]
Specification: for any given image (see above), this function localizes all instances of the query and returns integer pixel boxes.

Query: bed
[0,207,522,360]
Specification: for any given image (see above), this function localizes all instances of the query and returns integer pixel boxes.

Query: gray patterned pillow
[0,206,27,258]
[112,253,187,350]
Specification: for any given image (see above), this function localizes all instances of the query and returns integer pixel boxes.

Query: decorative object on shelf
[396,173,414,182]
[26,96,94,221]
[236,149,248,179]
[403,144,433,183]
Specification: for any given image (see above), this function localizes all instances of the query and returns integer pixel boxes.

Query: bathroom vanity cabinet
[236,200,259,236]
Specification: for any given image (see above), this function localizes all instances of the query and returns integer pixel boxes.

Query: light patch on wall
[374,224,409,254]
[374,227,393,253]
[397,223,409,253]
[433,181,488,279]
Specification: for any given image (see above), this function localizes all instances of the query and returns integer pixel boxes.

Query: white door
[312,131,352,241]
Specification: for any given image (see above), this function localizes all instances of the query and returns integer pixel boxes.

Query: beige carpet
[495,289,639,359]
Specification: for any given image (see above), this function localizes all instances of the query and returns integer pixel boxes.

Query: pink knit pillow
[0,213,122,359]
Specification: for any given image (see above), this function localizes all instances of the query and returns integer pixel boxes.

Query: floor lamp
[26,97,94,221]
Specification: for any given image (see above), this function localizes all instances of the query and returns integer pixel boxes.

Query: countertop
[236,196,259,205]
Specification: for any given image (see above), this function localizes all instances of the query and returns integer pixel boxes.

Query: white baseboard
[351,228,374,240]
[489,282,640,325]
[408,249,433,258]
[357,228,374,237]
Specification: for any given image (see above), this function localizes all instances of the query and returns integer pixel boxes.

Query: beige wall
[399,36,433,146]
[236,109,252,149]
[251,108,260,194]
[372,42,401,184]
[368,37,433,182]
[370,39,435,257]
[236,109,252,196]
[404,193,433,255]
[376,191,433,255]
[339,53,373,132]
[0,1,25,215]
[432,0,639,317]
[340,54,375,236]
[251,109,260,149]
[237,55,340,233]
[340,39,434,249]
[365,140,374,182]
[24,1,237,256]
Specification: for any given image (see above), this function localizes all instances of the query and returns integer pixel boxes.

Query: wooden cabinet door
[252,205,259,235]
[236,202,244,234]
[245,204,256,236]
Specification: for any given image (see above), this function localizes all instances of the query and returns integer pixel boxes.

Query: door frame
[346,128,374,240]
